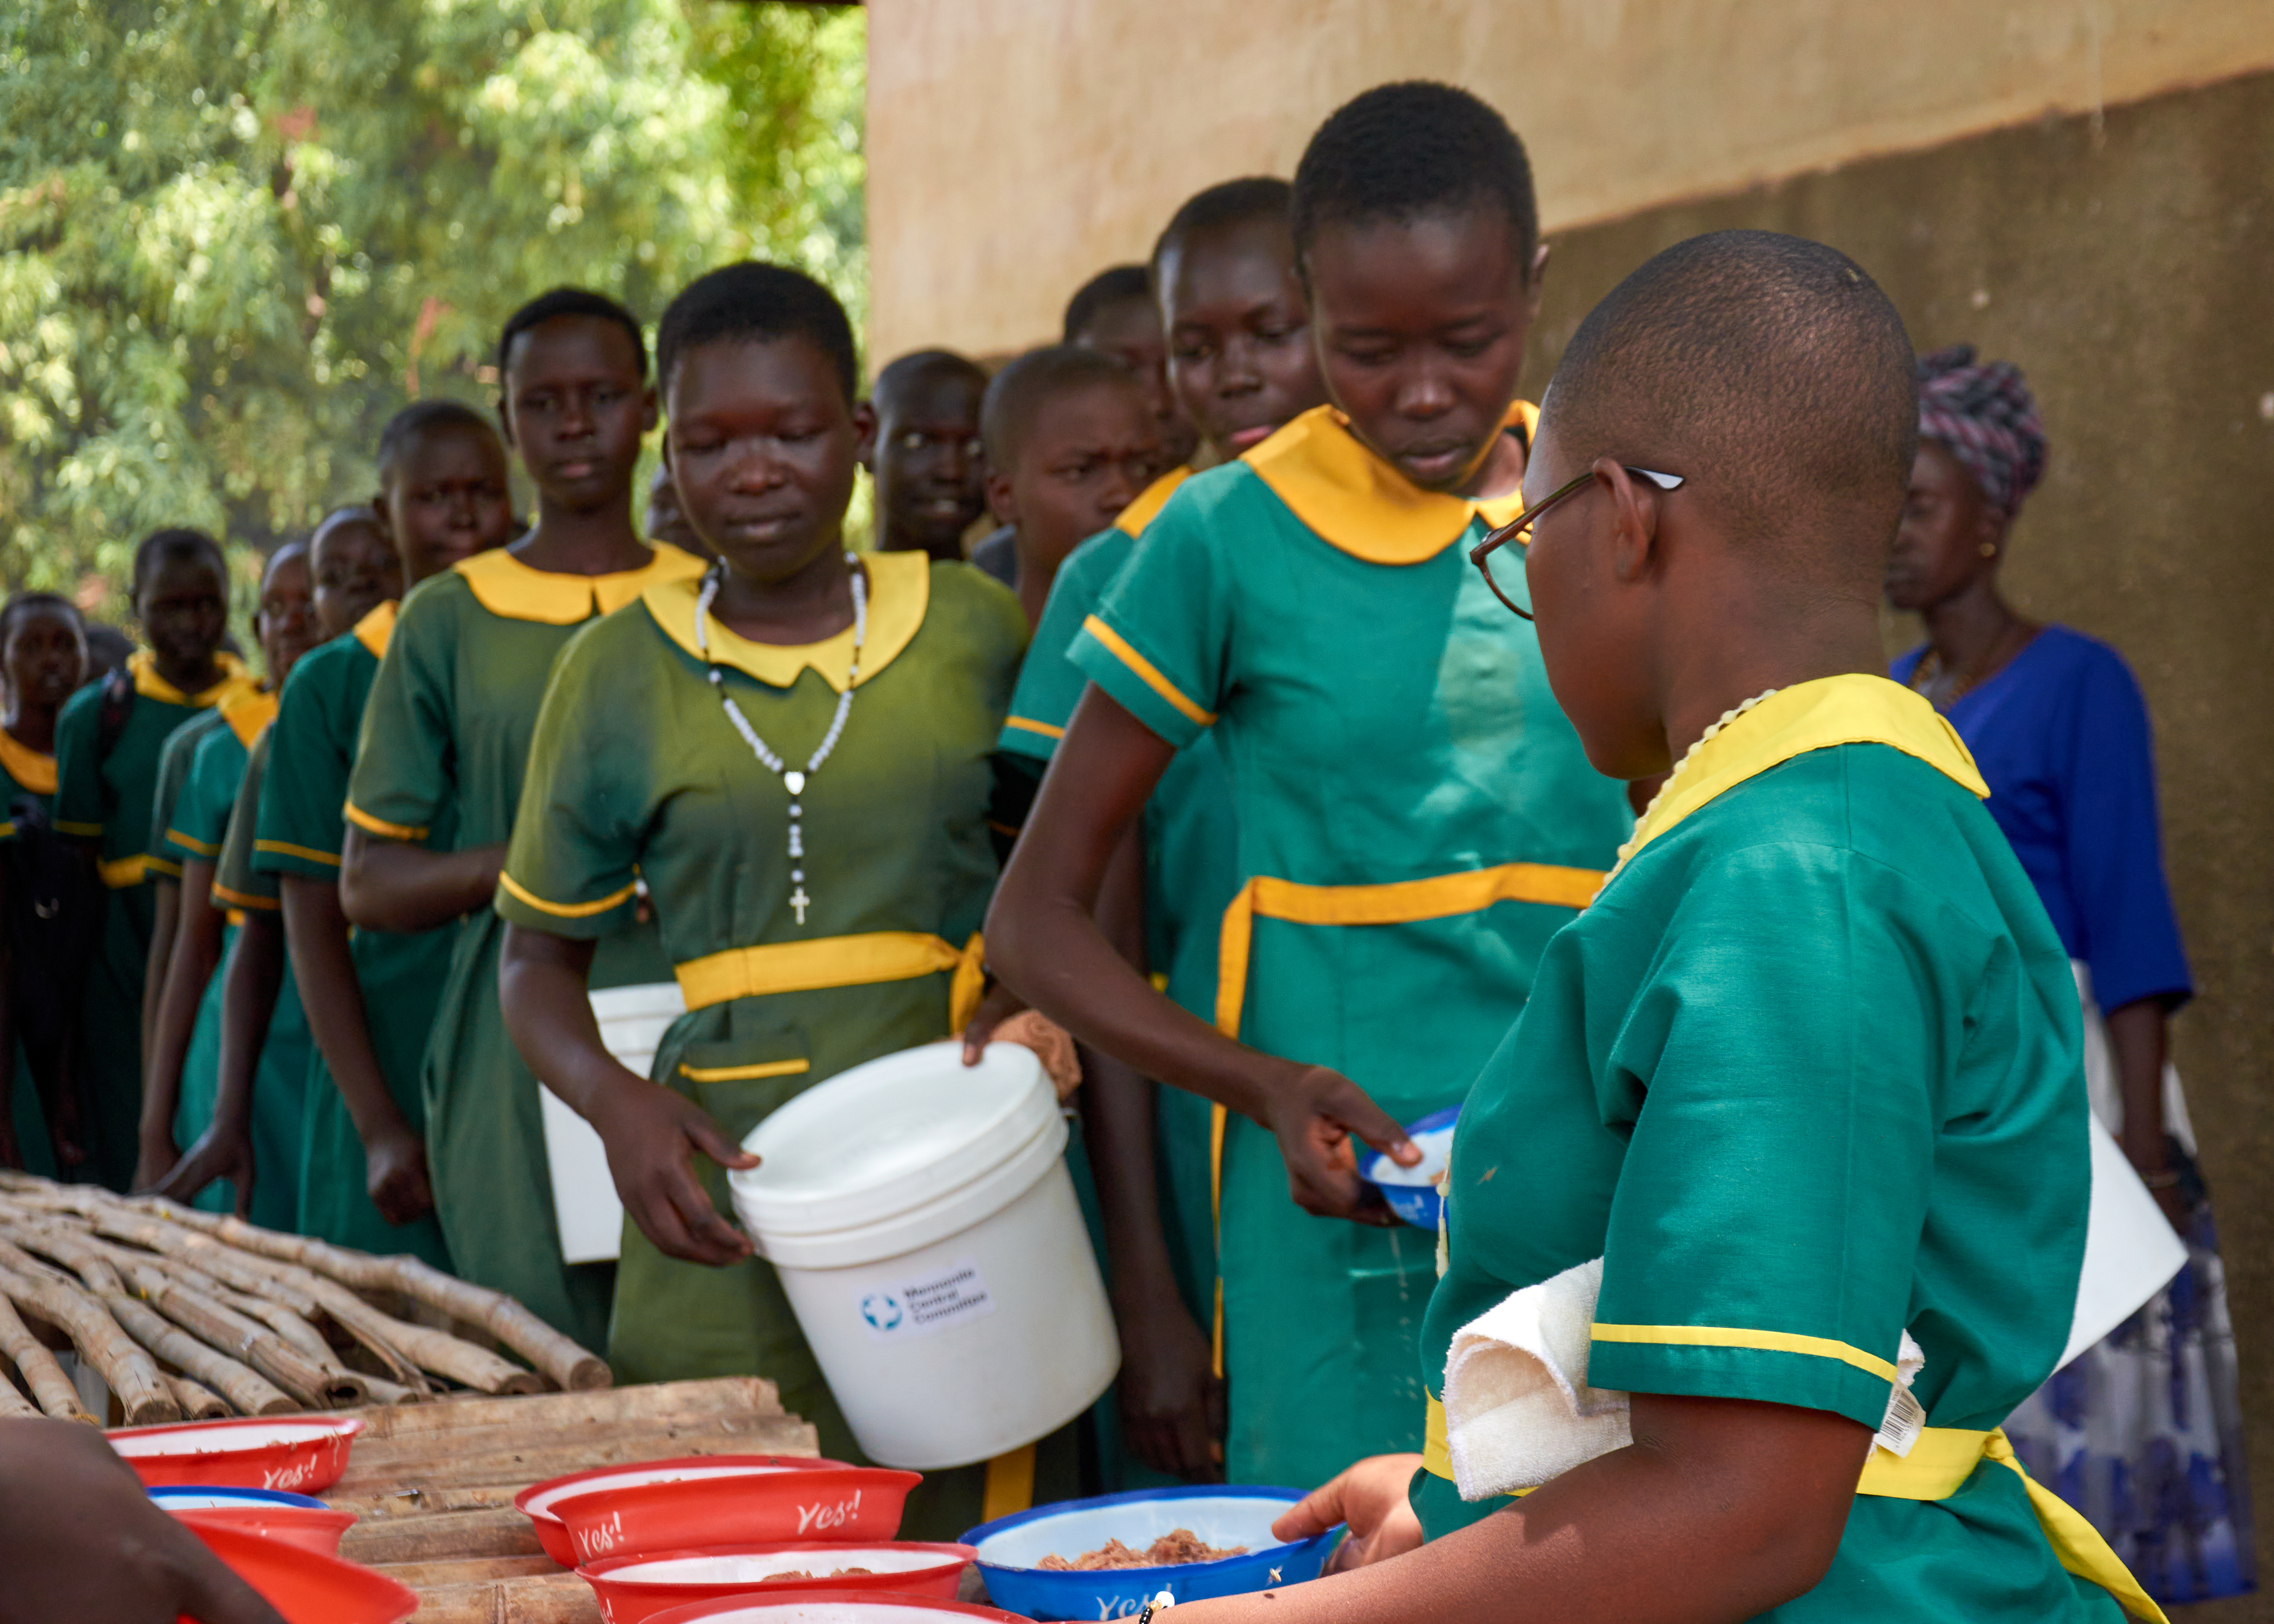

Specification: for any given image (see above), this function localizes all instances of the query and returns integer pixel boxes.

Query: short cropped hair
[870,348,988,414]
[1547,230,1917,568]
[376,399,496,483]
[981,345,1146,470]
[0,590,83,647]
[1062,265,1153,345]
[497,286,648,381]
[131,527,227,597]
[1152,177,1293,273]
[655,262,859,406]
[1292,82,1537,267]
[312,504,385,549]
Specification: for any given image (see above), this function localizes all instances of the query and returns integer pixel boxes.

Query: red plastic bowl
[579,1542,976,1623]
[643,1592,1026,1624]
[518,1457,855,1568]
[111,1416,365,1493]
[173,1503,359,1557]
[553,1465,923,1567]
[179,1521,416,1624]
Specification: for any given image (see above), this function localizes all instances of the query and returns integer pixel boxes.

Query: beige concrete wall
[866,0,2274,365]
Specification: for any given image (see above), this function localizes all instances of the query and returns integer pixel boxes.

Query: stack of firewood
[0,1173,608,1424]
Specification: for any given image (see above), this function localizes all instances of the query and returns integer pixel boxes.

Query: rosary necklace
[693,556,867,927]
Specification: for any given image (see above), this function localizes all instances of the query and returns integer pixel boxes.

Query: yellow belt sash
[1422,1395,2165,1622]
[673,929,987,1031]
[1205,863,1604,1375]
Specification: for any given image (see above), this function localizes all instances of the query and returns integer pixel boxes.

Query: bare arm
[498,924,755,1267]
[141,874,181,1080]
[2105,997,2186,1232]
[1199,1394,1872,1624]
[339,826,507,933]
[987,686,1414,1221]
[137,859,225,1190]
[279,876,434,1224]
[156,910,284,1213]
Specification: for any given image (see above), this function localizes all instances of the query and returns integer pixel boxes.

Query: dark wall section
[1521,71,2274,1610]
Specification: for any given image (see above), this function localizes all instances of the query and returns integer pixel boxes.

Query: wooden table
[324,1376,817,1622]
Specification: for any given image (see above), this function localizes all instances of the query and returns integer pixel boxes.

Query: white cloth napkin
[1441,1256,1927,1501]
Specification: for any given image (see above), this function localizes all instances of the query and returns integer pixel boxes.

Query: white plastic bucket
[728,1041,1119,1471]
[541,982,689,1264]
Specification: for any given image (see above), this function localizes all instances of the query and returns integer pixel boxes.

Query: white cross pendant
[790,885,811,925]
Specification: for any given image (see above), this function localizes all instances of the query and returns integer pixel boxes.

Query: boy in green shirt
[259,412,514,1264]
[860,349,990,563]
[1181,232,2156,1623]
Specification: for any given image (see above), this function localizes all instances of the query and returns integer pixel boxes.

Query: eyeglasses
[1467,465,1685,620]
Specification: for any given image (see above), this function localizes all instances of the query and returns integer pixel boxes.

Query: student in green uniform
[56,527,253,1190]
[261,407,515,1264]
[1065,263,1198,472]
[978,346,1161,629]
[859,349,990,562]
[993,176,1329,1484]
[1183,231,2160,1624]
[343,288,703,1348]
[493,262,1032,1534]
[989,84,1633,1491]
[0,593,90,1176]
[141,542,318,1224]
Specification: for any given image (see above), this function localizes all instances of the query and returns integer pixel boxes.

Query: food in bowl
[1038,1531,1249,1570]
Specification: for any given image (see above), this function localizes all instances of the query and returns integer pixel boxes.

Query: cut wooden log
[0,1259,177,1424]
[123,1262,361,1410]
[0,1365,37,1417]
[0,1289,87,1421]
[102,1294,296,1416]
[344,1375,785,1442]
[340,1506,546,1565]
[355,1375,428,1406]
[392,1572,600,1624]
[164,1371,232,1419]
[327,1413,821,1493]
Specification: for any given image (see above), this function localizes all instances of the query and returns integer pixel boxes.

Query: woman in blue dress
[1887,344,2254,1605]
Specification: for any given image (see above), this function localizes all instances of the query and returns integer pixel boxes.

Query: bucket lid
[732,1042,1055,1236]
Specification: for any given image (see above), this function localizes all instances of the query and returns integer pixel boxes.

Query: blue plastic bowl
[146,1484,331,1511]
[1359,1105,1460,1229]
[962,1485,1340,1619]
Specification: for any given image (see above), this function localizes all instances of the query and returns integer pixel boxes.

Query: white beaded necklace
[1608,688,1781,878]
[693,555,867,927]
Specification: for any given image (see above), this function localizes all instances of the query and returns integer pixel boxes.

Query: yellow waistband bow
[1205,862,1604,1376]
[674,930,986,1032]
[98,854,149,888]
[1421,1395,2164,1621]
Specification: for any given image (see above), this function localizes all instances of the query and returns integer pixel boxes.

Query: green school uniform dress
[54,651,254,1188]
[149,707,235,1203]
[1414,676,2158,1624]
[998,468,1231,1360]
[347,543,704,1349]
[495,552,1032,1531]
[254,601,452,1268]
[1068,404,1633,1489]
[0,730,62,1177]
[209,724,315,1233]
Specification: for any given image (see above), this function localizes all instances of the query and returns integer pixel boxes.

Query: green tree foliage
[0,0,866,618]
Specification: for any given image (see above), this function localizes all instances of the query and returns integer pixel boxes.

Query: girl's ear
[985,468,1019,526]
[852,400,879,471]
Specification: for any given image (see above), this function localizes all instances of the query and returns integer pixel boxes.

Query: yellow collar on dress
[642,549,931,693]
[1239,401,1538,565]
[454,541,707,625]
[128,649,253,707]
[0,728,57,796]
[217,684,279,750]
[1607,674,1989,887]
[1113,466,1193,537]
[352,597,398,660]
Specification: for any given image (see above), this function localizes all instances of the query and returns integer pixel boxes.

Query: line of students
[0,74,2184,1621]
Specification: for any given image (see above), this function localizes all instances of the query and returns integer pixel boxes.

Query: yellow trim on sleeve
[98,854,149,888]
[1112,466,1192,537]
[1002,715,1065,741]
[496,870,638,919]
[455,541,707,624]
[211,883,279,912]
[0,729,58,796]
[144,856,182,879]
[640,550,930,692]
[253,838,342,867]
[55,818,103,839]
[676,931,987,1032]
[164,826,222,858]
[1079,615,1216,728]
[0,822,11,841]
[677,1057,811,1084]
[344,801,429,841]
[352,597,398,660]
[1588,1322,1899,1383]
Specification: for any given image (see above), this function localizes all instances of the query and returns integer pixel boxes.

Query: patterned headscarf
[1916,344,2047,514]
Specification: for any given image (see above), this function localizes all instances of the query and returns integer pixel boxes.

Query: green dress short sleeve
[998,527,1134,763]
[214,732,279,911]
[496,620,644,938]
[51,682,106,842]
[149,710,231,875]
[346,578,458,843]
[173,723,250,873]
[254,633,365,880]
[1068,490,1232,750]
